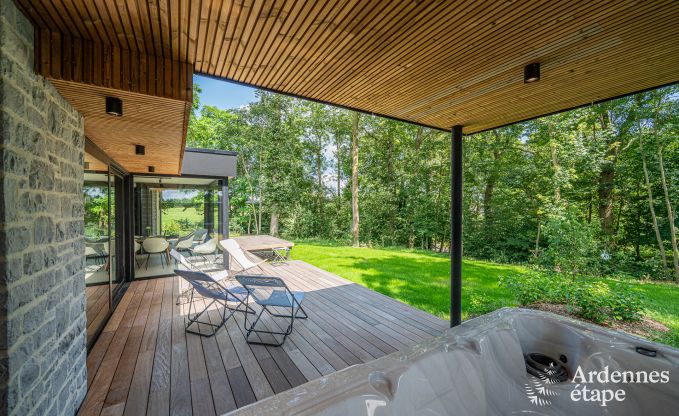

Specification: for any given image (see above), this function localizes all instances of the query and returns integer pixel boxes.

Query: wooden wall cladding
[35,29,193,102]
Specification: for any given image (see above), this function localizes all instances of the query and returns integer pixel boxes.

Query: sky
[193,74,257,110]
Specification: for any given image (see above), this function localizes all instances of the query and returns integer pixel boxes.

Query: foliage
[540,206,601,276]
[500,271,643,324]
[84,185,108,238]
[295,242,678,346]
[570,281,643,324]
[187,81,679,281]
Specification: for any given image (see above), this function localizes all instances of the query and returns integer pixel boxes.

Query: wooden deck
[85,284,110,346]
[79,260,447,415]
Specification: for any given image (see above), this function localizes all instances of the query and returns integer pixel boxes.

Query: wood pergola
[16,0,679,325]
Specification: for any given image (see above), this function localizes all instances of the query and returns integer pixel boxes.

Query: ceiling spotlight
[135,144,145,155]
[105,96,123,116]
[148,166,155,173]
[524,63,540,83]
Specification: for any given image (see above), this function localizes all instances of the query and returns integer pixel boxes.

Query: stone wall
[0,0,87,414]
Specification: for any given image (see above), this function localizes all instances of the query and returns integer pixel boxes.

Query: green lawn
[163,206,202,224]
[292,241,679,348]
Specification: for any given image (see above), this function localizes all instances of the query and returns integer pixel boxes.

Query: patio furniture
[271,247,291,264]
[233,235,294,261]
[220,239,267,274]
[235,274,307,346]
[134,241,141,268]
[174,269,251,337]
[193,228,208,244]
[190,238,218,263]
[142,237,170,270]
[171,231,195,253]
[170,249,230,305]
[85,245,99,264]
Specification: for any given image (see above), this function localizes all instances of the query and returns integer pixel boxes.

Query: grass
[292,240,679,348]
[162,206,202,224]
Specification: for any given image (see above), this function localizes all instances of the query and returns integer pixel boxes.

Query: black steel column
[451,125,463,327]
[219,179,230,268]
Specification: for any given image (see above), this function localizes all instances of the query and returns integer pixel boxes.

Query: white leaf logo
[525,372,560,406]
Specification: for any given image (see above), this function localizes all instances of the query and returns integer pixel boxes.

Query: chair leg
[242,305,296,347]
[185,297,235,337]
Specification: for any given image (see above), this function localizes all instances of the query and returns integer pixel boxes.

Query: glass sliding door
[133,176,222,278]
[84,166,111,346]
[84,153,129,347]
[110,170,126,298]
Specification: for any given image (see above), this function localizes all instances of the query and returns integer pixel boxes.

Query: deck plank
[82,260,447,414]
[146,278,174,416]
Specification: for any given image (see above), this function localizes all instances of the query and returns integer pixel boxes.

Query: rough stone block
[33,216,55,244]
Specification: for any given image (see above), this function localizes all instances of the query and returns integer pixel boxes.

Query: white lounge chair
[219,239,267,274]
[190,237,218,264]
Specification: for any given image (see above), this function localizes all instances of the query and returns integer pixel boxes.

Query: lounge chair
[171,231,195,253]
[190,238,218,264]
[235,274,307,346]
[175,269,251,337]
[193,228,208,244]
[170,249,230,305]
[219,238,267,274]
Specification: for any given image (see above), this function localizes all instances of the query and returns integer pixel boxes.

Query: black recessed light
[524,63,540,83]
[148,166,155,173]
[105,96,123,116]
[135,144,145,155]
[84,162,90,170]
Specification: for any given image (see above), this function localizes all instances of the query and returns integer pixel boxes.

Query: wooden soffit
[17,0,679,134]
[25,25,193,174]
[53,79,189,175]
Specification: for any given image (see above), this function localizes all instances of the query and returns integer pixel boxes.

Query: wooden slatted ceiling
[52,80,189,175]
[17,0,679,133]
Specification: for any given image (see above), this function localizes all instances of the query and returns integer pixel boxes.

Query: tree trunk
[336,129,342,213]
[386,137,395,242]
[316,139,324,230]
[533,216,541,258]
[598,165,615,236]
[351,111,360,247]
[483,141,500,234]
[270,212,279,236]
[640,132,668,275]
[597,111,616,239]
[658,146,679,281]
[550,138,561,204]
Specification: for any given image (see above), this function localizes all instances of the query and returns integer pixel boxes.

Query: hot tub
[228,308,679,415]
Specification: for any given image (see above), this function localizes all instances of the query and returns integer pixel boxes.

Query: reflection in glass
[133,176,221,278]
[84,173,110,284]
[84,169,111,346]
[110,172,124,293]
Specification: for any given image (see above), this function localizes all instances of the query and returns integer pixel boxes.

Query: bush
[467,293,504,317]
[499,270,571,306]
[539,206,601,276]
[500,271,643,324]
[571,282,643,324]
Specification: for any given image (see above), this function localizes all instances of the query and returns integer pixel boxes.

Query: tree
[186,77,679,281]
[351,111,360,247]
